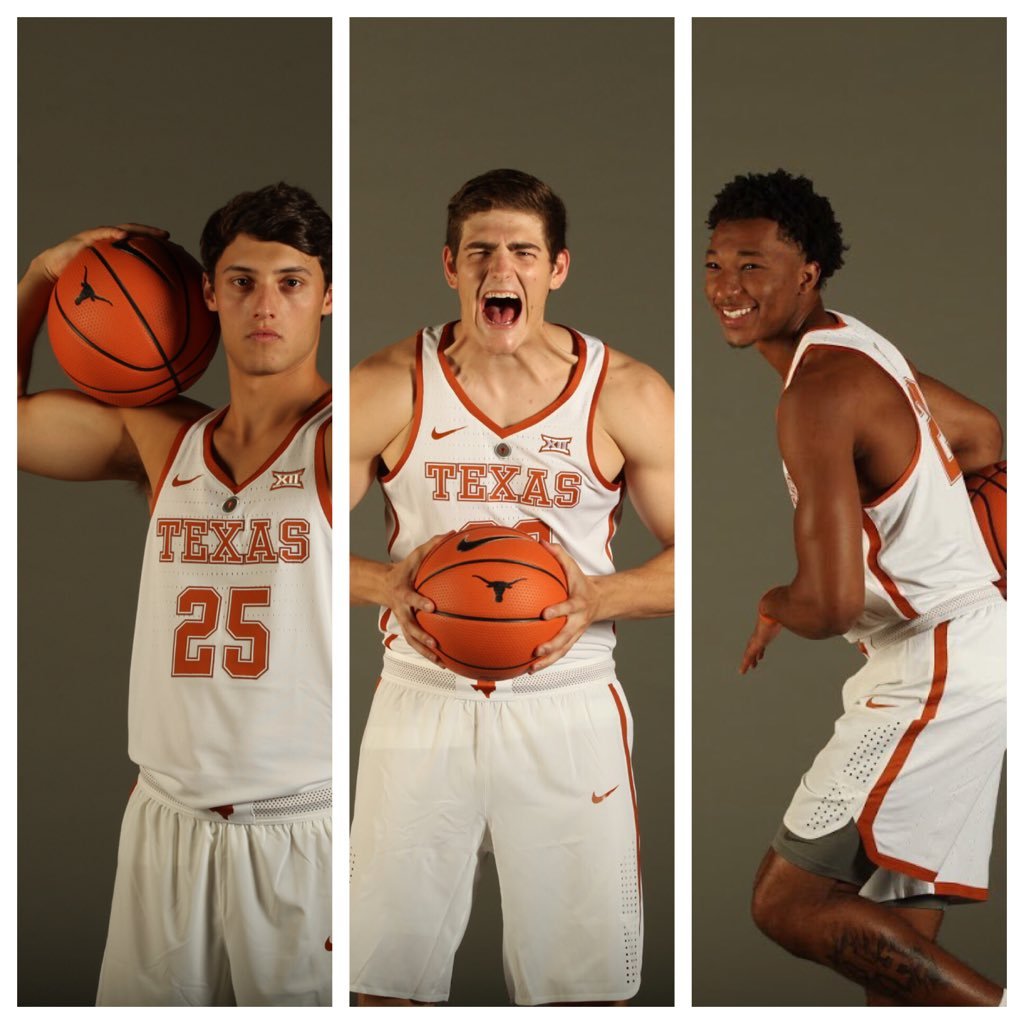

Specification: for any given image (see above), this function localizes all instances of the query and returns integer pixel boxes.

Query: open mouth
[720,306,754,323]
[482,292,522,327]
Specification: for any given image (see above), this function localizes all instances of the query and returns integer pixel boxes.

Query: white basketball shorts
[782,597,1005,903]
[96,772,332,1005]
[349,657,643,1005]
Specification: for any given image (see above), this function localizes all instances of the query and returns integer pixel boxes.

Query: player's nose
[252,283,278,317]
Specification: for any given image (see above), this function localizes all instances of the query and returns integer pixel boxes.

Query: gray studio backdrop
[17,18,330,1006]
[350,18,674,1007]
[692,18,1006,1007]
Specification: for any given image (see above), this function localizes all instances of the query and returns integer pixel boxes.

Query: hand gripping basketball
[413,525,570,680]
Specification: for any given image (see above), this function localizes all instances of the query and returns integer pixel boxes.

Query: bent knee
[750,849,839,950]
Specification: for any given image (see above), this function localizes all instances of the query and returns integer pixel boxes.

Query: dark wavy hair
[200,182,332,285]
[446,169,567,261]
[707,169,847,286]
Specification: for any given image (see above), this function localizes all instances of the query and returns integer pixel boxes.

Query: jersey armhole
[587,343,624,493]
[314,416,332,526]
[148,420,195,514]
[378,332,424,484]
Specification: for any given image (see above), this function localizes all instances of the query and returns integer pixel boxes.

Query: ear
[548,248,570,292]
[798,261,822,293]
[202,273,217,312]
[442,246,458,289]
[321,282,333,316]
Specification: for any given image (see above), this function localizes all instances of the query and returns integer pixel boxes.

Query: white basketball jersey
[129,393,332,808]
[379,323,625,673]
[782,314,998,643]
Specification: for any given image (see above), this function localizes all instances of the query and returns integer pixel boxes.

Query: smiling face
[704,218,821,348]
[203,233,332,379]
[442,209,569,352]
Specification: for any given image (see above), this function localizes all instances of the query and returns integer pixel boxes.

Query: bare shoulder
[351,334,418,408]
[122,395,211,488]
[597,346,674,440]
[350,333,419,460]
[782,346,875,419]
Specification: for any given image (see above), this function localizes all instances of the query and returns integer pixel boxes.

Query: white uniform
[350,324,643,1004]
[779,315,1004,902]
[98,393,333,1005]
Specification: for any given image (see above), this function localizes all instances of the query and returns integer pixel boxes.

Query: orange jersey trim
[934,881,988,901]
[586,343,623,493]
[314,417,332,526]
[437,322,588,439]
[149,418,195,514]
[857,621,949,881]
[608,683,643,906]
[201,389,332,495]
[862,511,919,620]
[379,333,424,484]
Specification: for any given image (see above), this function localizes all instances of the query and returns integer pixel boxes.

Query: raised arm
[915,371,1003,473]
[18,224,168,483]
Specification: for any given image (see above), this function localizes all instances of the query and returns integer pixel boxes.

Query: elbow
[817,593,863,637]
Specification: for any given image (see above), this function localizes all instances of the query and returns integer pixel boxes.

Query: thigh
[350,680,487,1003]
[96,786,231,1006]
[223,814,332,1006]
[489,681,642,1006]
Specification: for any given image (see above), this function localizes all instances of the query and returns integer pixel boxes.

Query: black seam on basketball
[53,289,174,373]
[111,237,173,285]
[164,242,193,361]
[89,244,183,390]
[417,557,567,589]
[436,651,534,672]
[978,493,1006,568]
[425,611,548,623]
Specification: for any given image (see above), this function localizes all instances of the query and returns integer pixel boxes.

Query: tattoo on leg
[826,928,950,1003]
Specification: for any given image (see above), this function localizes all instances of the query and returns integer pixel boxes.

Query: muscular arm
[18,225,170,483]
[758,373,865,640]
[589,358,674,621]
[916,372,1002,473]
[532,357,673,670]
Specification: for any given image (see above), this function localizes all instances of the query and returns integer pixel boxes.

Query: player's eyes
[283,278,303,288]
[704,262,719,271]
[231,277,252,288]
[741,264,760,271]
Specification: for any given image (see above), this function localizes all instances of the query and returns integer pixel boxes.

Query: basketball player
[17,184,332,1005]
[704,169,1005,1006]
[349,169,674,1005]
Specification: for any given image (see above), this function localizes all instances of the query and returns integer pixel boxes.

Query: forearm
[18,257,56,397]
[591,544,674,621]
[759,582,859,640]
[350,554,394,606]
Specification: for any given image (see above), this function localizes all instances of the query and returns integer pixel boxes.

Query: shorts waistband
[138,768,332,824]
[380,651,618,700]
[865,586,1003,651]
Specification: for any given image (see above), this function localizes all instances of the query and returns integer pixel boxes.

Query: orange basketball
[47,236,219,406]
[414,525,569,681]
[965,460,1006,597]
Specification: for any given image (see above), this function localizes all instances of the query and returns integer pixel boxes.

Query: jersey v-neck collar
[436,321,587,439]
[202,389,332,495]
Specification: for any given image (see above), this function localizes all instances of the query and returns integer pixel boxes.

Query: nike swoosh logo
[865,697,895,709]
[591,785,619,804]
[431,426,465,440]
[456,533,519,552]
[171,474,202,487]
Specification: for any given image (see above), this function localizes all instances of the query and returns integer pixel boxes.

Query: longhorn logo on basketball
[539,434,572,455]
[424,462,581,508]
[75,266,113,307]
[472,574,526,603]
[271,468,305,490]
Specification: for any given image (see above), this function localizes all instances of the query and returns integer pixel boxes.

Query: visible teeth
[723,307,753,319]
[485,291,519,300]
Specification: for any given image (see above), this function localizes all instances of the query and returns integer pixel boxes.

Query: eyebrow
[222,264,313,275]
[464,241,542,252]
[704,248,766,257]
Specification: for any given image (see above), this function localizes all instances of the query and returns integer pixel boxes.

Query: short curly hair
[707,169,847,286]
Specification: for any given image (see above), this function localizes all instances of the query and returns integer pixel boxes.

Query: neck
[756,297,834,380]
[222,361,329,440]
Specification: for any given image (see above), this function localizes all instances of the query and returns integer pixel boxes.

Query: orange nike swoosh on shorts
[865,697,896,709]
[591,785,619,804]
[431,426,465,440]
